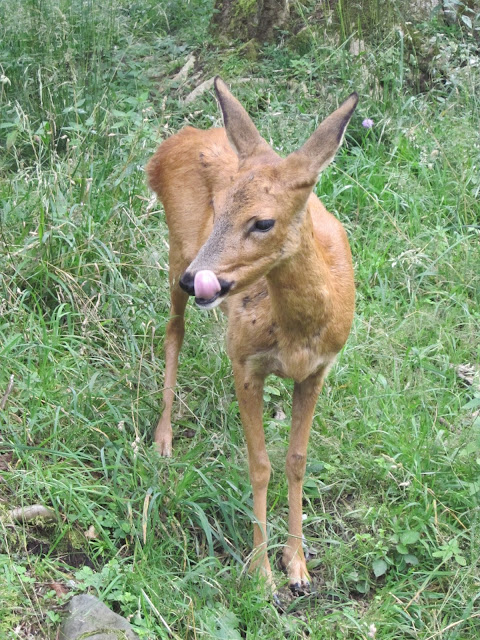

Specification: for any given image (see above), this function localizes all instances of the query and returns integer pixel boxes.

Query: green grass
[1,1,479,638]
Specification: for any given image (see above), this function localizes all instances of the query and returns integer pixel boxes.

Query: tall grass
[1,0,479,638]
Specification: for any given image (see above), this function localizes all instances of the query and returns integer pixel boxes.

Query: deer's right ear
[214,77,271,162]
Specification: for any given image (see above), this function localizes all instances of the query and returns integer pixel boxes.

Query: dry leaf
[84,525,97,540]
[48,581,69,597]
[455,363,479,388]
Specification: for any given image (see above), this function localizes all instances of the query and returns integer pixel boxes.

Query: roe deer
[146,78,358,591]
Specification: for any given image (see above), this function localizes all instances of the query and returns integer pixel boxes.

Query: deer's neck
[266,212,332,337]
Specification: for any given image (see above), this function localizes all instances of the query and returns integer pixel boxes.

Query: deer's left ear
[214,77,272,161]
[287,92,358,183]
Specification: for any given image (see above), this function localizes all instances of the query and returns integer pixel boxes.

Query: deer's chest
[226,285,336,382]
[245,340,336,382]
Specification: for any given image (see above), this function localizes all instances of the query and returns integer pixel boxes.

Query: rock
[350,38,366,56]
[59,594,139,640]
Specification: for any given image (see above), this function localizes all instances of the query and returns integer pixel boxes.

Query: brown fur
[146,78,358,590]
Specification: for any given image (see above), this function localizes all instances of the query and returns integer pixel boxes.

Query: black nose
[179,271,195,296]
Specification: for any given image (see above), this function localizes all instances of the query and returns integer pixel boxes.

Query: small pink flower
[362,118,374,128]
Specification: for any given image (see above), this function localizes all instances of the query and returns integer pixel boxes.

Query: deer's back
[146,127,237,269]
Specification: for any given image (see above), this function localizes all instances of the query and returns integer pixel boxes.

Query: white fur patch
[196,295,225,311]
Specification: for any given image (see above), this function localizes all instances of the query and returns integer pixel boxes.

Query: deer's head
[180,77,358,309]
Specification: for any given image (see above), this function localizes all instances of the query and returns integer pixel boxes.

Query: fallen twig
[183,76,266,105]
[171,53,195,84]
[183,77,215,105]
[1,374,14,410]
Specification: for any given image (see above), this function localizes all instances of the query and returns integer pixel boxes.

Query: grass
[1,0,479,638]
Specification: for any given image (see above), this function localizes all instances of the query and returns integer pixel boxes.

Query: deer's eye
[251,219,275,233]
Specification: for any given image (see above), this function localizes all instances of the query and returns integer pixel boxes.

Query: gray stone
[59,594,140,640]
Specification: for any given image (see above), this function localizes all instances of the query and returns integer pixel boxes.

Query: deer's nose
[179,271,195,296]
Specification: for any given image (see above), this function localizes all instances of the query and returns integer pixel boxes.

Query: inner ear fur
[214,77,272,161]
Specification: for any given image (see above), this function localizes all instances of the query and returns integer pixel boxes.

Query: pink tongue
[194,270,221,300]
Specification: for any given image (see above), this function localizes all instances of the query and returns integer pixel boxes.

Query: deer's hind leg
[154,267,189,457]
[148,130,217,456]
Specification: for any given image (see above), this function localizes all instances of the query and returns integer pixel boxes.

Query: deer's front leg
[283,371,325,591]
[232,364,272,584]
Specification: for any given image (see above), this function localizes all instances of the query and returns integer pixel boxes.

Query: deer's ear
[288,93,358,183]
[214,77,271,161]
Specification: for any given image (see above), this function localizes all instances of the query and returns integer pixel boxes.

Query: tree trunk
[256,0,289,42]
[211,0,256,40]
[211,0,289,43]
[210,0,235,35]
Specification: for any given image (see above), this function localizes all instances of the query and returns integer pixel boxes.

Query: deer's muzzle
[179,270,233,309]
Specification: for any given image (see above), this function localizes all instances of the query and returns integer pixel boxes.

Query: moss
[239,38,259,61]
[289,27,316,55]
[211,0,257,41]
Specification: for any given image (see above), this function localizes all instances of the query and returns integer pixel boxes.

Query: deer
[146,77,358,593]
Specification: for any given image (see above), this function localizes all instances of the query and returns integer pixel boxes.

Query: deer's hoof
[154,431,173,457]
[289,580,311,596]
